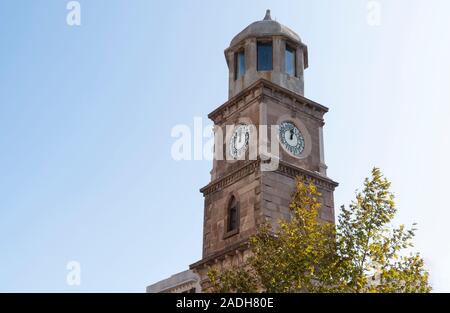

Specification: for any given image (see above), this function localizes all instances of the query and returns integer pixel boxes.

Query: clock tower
[190,10,338,291]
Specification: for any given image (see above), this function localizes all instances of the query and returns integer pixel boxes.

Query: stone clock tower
[190,10,338,290]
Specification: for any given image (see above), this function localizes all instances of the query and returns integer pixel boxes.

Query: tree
[207,168,431,293]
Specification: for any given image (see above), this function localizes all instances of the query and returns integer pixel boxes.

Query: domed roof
[230,10,302,47]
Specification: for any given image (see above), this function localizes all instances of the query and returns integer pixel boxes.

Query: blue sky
[0,0,449,292]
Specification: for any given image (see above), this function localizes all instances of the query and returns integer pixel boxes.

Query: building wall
[146,270,201,293]
[191,80,337,291]
[202,166,261,258]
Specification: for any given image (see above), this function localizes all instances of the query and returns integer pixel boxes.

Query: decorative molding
[200,159,338,197]
[200,161,260,196]
[212,95,263,125]
[164,280,197,293]
[190,239,250,270]
[208,79,329,124]
[146,270,200,293]
[275,161,339,190]
[263,91,324,124]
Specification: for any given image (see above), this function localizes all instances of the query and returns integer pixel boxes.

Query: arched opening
[226,196,239,233]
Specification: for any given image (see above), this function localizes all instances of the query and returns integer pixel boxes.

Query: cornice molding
[190,239,249,270]
[208,79,329,124]
[200,159,338,197]
[162,280,198,293]
[200,161,260,196]
[275,161,339,190]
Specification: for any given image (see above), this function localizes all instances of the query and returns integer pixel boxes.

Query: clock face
[279,121,305,157]
[229,124,250,159]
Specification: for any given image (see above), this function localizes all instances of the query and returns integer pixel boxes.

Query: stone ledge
[208,79,329,124]
[189,239,249,270]
[274,161,339,191]
[146,269,200,293]
[200,159,338,197]
[200,161,260,196]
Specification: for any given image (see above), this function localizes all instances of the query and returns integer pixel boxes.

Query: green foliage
[207,168,431,293]
[208,267,258,293]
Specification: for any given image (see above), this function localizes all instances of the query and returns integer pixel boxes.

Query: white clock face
[229,124,250,159]
[279,121,305,157]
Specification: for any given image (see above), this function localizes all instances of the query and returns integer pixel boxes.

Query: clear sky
[0,0,449,292]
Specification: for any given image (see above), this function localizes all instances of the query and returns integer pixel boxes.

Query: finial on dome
[263,9,272,21]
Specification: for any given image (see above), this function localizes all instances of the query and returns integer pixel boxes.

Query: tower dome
[225,10,308,98]
[230,10,302,47]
